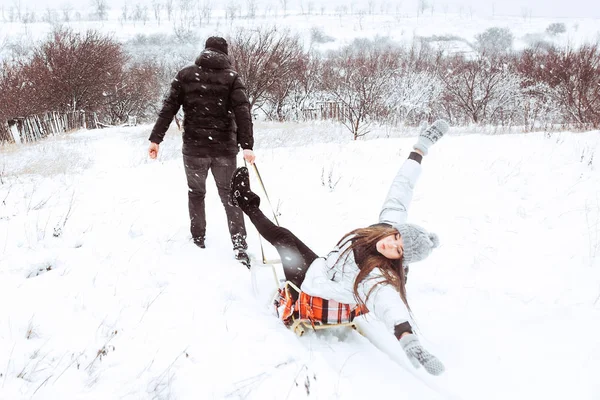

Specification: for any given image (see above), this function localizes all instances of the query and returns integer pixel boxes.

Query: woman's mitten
[413,119,449,155]
[399,334,445,376]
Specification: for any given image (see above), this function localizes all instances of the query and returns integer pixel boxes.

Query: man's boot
[232,233,250,269]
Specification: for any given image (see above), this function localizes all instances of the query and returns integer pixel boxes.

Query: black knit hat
[205,36,228,55]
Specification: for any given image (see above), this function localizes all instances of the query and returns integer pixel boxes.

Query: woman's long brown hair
[334,225,410,311]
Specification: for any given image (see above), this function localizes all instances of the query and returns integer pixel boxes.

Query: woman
[230,120,449,376]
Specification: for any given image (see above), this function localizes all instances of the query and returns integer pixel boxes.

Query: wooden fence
[302,101,348,121]
[0,111,100,144]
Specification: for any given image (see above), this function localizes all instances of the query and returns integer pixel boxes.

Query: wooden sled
[278,280,360,337]
[290,319,358,337]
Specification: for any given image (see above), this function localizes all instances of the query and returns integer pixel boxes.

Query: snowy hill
[1,122,599,399]
[1,2,599,62]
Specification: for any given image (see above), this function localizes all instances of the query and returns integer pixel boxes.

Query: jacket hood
[195,49,232,70]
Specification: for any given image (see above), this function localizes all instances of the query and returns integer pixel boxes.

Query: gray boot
[399,334,445,376]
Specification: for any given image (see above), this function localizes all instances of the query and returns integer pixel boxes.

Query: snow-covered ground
[1,122,599,399]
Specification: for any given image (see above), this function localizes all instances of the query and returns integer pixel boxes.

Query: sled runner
[289,319,358,337]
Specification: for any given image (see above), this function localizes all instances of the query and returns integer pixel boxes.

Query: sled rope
[243,161,281,265]
[251,163,280,226]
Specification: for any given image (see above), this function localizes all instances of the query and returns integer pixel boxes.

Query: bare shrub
[104,61,162,124]
[26,28,126,114]
[388,42,443,125]
[310,27,335,44]
[546,22,566,36]
[321,164,341,191]
[0,61,36,124]
[474,27,514,54]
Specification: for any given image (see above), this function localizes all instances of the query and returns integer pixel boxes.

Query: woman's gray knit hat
[396,223,440,264]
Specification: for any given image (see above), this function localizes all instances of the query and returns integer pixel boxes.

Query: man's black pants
[183,155,246,245]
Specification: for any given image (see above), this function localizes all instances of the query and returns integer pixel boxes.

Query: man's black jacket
[149,49,253,157]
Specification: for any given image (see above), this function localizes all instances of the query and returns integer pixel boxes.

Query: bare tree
[388,44,443,125]
[380,1,391,14]
[279,0,288,17]
[417,0,427,16]
[164,0,173,20]
[12,0,22,22]
[246,0,257,18]
[437,53,523,125]
[61,3,73,22]
[225,0,238,21]
[173,0,196,41]
[262,52,321,121]
[91,0,109,20]
[287,52,322,120]
[320,41,400,139]
[131,3,149,25]
[42,7,60,25]
[367,0,375,14]
[357,10,366,30]
[200,0,212,24]
[229,27,304,111]
[152,0,161,24]
[120,3,128,21]
[22,8,36,24]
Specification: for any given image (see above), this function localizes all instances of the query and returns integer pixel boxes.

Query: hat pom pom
[429,233,440,248]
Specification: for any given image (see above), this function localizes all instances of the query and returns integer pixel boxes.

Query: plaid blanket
[276,284,368,327]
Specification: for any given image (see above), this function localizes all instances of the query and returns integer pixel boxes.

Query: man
[148,36,255,267]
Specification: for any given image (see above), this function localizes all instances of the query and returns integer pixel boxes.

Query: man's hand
[243,149,256,164]
[149,142,159,159]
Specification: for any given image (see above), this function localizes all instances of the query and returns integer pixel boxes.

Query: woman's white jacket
[300,158,422,332]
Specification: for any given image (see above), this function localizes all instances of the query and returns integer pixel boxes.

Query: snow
[1,9,600,65]
[2,2,600,398]
[1,122,599,399]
